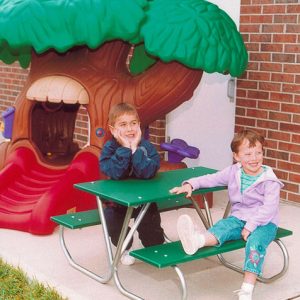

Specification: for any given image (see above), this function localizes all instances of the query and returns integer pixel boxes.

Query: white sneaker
[234,289,252,300]
[177,214,205,255]
[120,250,136,266]
[234,283,254,300]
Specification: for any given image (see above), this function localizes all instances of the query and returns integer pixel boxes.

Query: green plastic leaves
[0,0,147,68]
[141,0,248,76]
[129,44,157,75]
[0,0,247,76]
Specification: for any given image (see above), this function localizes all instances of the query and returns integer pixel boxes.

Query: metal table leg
[173,266,188,300]
[191,196,210,229]
[58,225,112,283]
[112,203,151,300]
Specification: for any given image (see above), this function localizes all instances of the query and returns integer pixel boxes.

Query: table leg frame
[58,191,290,298]
[58,225,112,284]
[111,203,152,300]
[57,198,151,299]
[173,266,188,300]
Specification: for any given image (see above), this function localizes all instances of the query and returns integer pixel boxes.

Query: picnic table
[51,166,292,300]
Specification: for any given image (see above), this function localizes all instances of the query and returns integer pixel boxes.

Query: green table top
[74,166,226,207]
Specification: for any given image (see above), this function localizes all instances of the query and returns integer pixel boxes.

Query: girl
[170,129,283,300]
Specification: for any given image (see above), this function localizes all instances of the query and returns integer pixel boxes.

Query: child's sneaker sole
[177,214,198,255]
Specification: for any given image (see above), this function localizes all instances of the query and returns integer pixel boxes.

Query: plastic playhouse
[0,0,247,234]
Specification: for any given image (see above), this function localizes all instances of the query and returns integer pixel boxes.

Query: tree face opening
[25,75,90,165]
[31,102,80,165]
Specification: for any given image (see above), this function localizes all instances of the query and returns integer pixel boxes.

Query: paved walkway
[0,191,299,300]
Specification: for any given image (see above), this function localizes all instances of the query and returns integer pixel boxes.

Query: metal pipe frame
[58,191,290,299]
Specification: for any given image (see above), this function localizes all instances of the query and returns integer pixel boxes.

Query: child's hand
[112,128,130,148]
[169,183,193,198]
[130,127,142,153]
[241,228,250,241]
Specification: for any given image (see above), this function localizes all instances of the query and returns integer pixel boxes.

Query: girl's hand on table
[169,183,193,198]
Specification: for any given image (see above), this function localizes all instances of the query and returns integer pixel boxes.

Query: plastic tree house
[0,0,247,234]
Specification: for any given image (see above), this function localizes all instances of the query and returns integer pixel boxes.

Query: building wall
[0,1,299,204]
[0,63,28,113]
[165,1,241,171]
[236,0,300,204]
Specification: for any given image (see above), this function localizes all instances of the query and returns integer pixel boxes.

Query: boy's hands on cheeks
[112,127,131,148]
[170,183,193,198]
[130,127,142,153]
[111,125,142,153]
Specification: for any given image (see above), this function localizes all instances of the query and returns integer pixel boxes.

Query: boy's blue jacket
[100,137,160,180]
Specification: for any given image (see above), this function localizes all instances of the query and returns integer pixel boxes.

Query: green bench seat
[51,209,101,229]
[130,227,293,268]
[51,197,193,229]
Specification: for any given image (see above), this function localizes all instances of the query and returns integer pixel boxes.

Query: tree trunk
[9,40,203,161]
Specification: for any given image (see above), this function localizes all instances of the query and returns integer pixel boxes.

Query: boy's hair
[231,129,265,153]
[108,102,139,126]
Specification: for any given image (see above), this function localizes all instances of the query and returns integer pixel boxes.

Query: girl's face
[110,113,140,142]
[233,139,264,176]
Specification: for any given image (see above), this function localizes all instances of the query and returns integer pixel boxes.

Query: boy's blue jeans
[208,216,277,276]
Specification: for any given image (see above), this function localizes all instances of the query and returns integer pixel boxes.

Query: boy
[170,129,283,300]
[100,102,165,265]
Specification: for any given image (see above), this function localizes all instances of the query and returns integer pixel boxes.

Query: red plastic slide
[0,147,99,235]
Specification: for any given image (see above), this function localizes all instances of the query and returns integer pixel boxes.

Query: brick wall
[149,119,166,158]
[237,0,300,203]
[0,63,28,113]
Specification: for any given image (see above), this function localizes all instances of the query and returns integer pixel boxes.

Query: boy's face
[110,113,140,142]
[233,138,263,176]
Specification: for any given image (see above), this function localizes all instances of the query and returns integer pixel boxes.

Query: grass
[0,257,67,300]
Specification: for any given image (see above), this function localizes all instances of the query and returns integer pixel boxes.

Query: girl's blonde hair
[231,129,265,153]
[108,102,139,126]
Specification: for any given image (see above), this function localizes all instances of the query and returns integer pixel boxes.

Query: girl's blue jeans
[208,216,277,276]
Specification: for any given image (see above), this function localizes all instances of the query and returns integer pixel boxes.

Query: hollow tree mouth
[31,101,80,165]
[26,75,89,165]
